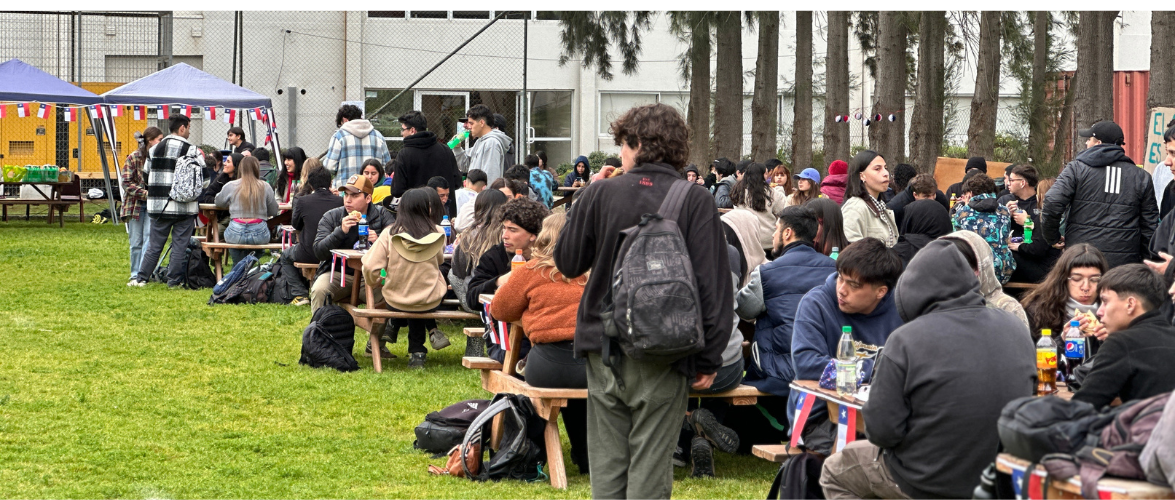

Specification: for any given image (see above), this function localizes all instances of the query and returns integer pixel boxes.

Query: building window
[364,88,411,145]
[410,11,448,19]
[598,93,658,136]
[8,141,34,156]
[499,11,532,20]
[453,11,490,19]
[368,11,406,18]
[535,11,560,21]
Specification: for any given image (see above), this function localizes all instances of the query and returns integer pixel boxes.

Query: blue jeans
[224,220,270,265]
[126,213,151,279]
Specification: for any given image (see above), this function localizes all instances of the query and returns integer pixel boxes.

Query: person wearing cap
[310,173,396,313]
[785,167,823,208]
[820,160,849,204]
[1043,120,1159,268]
[946,156,988,202]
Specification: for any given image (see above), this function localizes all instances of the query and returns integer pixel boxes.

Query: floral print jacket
[953,193,1016,284]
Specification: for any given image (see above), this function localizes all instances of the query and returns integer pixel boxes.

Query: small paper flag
[110,105,124,118]
[36,103,50,119]
[16,103,28,118]
[156,105,169,120]
[63,107,76,122]
[133,105,144,121]
[203,106,217,120]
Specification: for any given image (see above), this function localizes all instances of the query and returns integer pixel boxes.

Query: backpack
[997,395,1100,463]
[1077,392,1171,498]
[1141,391,1175,488]
[600,179,704,365]
[298,305,358,372]
[458,393,547,481]
[211,253,258,296]
[414,399,492,454]
[210,266,277,305]
[766,452,825,499]
[169,143,204,203]
[181,238,217,289]
[529,168,553,208]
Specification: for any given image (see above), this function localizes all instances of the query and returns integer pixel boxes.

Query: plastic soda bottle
[1023,219,1035,245]
[511,249,526,271]
[446,129,470,149]
[1064,320,1085,362]
[1036,329,1058,395]
[836,326,858,397]
[829,246,840,261]
[357,215,369,250]
[441,215,452,244]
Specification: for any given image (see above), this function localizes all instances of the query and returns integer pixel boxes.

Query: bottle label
[1037,349,1057,369]
[358,224,368,236]
[1064,338,1086,358]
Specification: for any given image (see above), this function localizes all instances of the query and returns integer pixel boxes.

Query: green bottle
[446,130,470,149]
[1023,219,1034,245]
[829,246,840,260]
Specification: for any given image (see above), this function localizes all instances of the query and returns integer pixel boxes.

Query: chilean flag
[0,105,6,119]
[790,393,816,448]
[156,105,169,120]
[36,103,51,119]
[90,105,104,119]
[63,107,77,122]
[203,106,217,120]
[181,105,192,118]
[225,108,237,124]
[16,103,28,117]
[267,108,277,128]
[249,107,261,121]
[110,105,123,118]
[133,105,144,121]
[835,406,857,450]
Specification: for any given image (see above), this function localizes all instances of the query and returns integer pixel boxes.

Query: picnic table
[0,180,78,227]
[197,202,292,243]
[995,453,1172,499]
[553,186,580,209]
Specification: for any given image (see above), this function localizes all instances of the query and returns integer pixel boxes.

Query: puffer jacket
[952,193,1016,284]
[1043,144,1159,267]
[820,174,847,204]
[713,176,737,209]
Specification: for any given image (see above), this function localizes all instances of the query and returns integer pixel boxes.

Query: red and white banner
[110,105,124,118]
[249,107,261,121]
[63,107,76,122]
[180,105,192,118]
[156,105,169,120]
[835,406,858,450]
[133,105,144,121]
[36,103,50,119]
[203,106,217,120]
[225,108,237,124]
[16,103,28,117]
[89,105,104,119]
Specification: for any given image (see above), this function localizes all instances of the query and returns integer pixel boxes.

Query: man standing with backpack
[134,115,204,288]
[555,103,732,499]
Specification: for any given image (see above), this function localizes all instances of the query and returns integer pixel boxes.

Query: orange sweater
[489,262,586,344]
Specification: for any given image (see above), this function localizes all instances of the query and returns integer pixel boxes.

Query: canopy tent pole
[99,105,126,200]
[89,111,120,224]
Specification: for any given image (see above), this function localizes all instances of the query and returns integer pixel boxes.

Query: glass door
[414,91,469,147]
[527,90,574,172]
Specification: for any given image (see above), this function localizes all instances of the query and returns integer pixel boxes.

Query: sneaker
[127,278,145,287]
[290,296,310,306]
[515,356,527,376]
[464,336,485,357]
[690,408,740,454]
[363,340,397,359]
[408,352,427,369]
[672,445,688,468]
[428,328,451,350]
[382,321,399,344]
[690,436,714,478]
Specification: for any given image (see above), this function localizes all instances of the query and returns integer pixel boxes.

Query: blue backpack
[211,253,258,296]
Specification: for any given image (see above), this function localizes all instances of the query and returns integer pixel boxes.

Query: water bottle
[829,246,840,260]
[511,249,526,271]
[446,130,470,149]
[836,326,858,397]
[357,215,369,250]
[1036,330,1058,395]
[441,215,452,245]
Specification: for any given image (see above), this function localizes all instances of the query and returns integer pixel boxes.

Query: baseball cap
[1078,121,1125,145]
[794,168,822,184]
[342,174,374,195]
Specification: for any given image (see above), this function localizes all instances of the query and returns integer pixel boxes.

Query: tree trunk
[1072,11,1117,157]
[869,11,908,163]
[1052,74,1077,169]
[1148,12,1175,135]
[687,14,713,172]
[792,12,814,170]
[823,11,851,164]
[1027,11,1050,165]
[714,12,744,161]
[966,11,1002,160]
[909,11,947,174]
[751,12,780,163]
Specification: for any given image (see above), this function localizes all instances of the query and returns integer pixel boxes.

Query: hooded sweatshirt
[362,225,447,312]
[324,119,392,188]
[820,160,849,204]
[721,209,767,287]
[391,130,463,216]
[867,239,1035,499]
[466,129,513,184]
[952,193,1016,284]
[1043,143,1159,267]
[564,155,592,187]
[944,230,1030,329]
[893,199,953,266]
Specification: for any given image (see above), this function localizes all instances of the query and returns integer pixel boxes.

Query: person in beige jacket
[731,162,787,251]
[362,187,448,369]
[842,150,899,247]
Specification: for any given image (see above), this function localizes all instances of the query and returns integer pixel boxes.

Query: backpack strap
[459,394,515,480]
[657,179,692,222]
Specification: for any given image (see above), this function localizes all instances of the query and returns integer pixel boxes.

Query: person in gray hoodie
[819,239,1035,500]
[454,104,513,184]
[712,157,737,208]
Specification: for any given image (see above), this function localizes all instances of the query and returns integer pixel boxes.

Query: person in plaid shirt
[124,126,163,286]
[323,104,392,189]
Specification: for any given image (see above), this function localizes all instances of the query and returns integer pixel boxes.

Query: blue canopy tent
[0,59,119,221]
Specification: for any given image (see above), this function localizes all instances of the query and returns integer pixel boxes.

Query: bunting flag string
[156,104,169,120]
[110,105,123,118]
[62,107,76,122]
[133,105,144,121]
[203,106,217,120]
[36,103,50,119]
[16,103,28,117]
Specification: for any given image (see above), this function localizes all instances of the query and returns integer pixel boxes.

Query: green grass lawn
[0,219,778,498]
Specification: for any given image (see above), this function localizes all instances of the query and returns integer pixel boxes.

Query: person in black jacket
[1044,120,1160,268]
[310,174,395,313]
[278,167,342,306]
[820,239,1035,500]
[390,111,462,217]
[553,103,732,499]
[999,164,1061,283]
[1072,264,1175,408]
[887,169,949,226]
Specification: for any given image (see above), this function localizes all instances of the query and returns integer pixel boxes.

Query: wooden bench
[294,262,317,280]
[751,444,805,463]
[996,453,1173,499]
[1004,282,1039,291]
[200,242,284,280]
[462,319,771,489]
[340,300,480,373]
[0,199,73,227]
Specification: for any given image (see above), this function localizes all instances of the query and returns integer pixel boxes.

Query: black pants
[525,341,588,470]
[277,247,311,299]
[677,360,744,454]
[385,306,438,354]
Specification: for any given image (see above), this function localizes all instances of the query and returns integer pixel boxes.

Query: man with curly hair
[555,103,733,498]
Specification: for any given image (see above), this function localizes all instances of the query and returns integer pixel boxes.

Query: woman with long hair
[768,163,793,196]
[123,126,165,286]
[452,189,510,312]
[841,150,899,246]
[731,162,786,251]
[786,168,822,208]
[363,187,449,369]
[808,197,850,257]
[275,146,307,203]
[295,157,324,198]
[1021,243,1109,349]
[489,213,590,474]
[215,156,279,265]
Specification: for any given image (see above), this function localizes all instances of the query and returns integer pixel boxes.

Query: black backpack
[414,399,492,454]
[181,238,217,289]
[997,395,1100,463]
[209,265,276,305]
[298,305,358,372]
[767,452,825,499]
[459,393,547,481]
[600,179,704,365]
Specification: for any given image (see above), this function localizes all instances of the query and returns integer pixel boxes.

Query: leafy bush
[992,133,1030,165]
[941,144,968,159]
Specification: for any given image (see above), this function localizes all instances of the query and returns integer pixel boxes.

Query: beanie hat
[965,156,988,173]
[828,160,848,176]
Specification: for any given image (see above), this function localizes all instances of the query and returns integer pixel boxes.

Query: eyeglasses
[1068,275,1102,285]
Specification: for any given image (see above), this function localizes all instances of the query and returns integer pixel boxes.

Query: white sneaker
[128,279,145,287]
